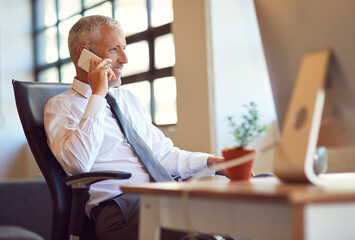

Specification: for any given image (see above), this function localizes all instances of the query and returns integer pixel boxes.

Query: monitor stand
[273,49,330,183]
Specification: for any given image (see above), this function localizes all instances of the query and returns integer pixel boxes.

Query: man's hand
[207,156,229,176]
[207,156,224,168]
[88,58,116,97]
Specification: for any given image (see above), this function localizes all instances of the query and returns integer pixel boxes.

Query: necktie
[105,92,174,182]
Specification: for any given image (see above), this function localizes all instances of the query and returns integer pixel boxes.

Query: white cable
[191,151,256,180]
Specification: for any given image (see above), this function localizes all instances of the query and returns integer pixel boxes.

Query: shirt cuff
[190,153,215,177]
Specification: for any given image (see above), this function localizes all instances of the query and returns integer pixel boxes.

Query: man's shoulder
[45,88,80,108]
[48,88,75,100]
[111,87,130,95]
[111,87,139,101]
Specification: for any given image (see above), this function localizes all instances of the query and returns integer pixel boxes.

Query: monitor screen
[254,0,355,177]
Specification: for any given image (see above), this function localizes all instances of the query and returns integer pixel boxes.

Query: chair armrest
[63,171,131,188]
[63,171,131,237]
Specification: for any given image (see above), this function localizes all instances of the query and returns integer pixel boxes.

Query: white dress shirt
[44,78,212,214]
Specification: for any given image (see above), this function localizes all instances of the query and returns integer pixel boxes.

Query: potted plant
[222,102,267,181]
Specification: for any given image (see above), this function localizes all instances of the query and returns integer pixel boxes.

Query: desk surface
[121,177,355,205]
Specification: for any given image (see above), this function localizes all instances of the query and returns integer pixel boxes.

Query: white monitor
[254,0,355,185]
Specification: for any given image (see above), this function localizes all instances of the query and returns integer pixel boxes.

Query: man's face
[91,24,128,87]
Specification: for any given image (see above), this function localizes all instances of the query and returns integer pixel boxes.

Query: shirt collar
[72,77,92,99]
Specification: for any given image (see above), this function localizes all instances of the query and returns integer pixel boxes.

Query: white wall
[208,0,277,172]
[0,0,39,179]
[169,0,214,154]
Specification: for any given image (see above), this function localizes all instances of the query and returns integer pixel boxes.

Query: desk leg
[139,195,161,240]
[292,205,304,240]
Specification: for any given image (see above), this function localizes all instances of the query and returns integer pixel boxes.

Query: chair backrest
[12,80,72,240]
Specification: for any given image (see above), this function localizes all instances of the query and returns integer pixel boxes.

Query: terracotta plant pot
[222,148,255,181]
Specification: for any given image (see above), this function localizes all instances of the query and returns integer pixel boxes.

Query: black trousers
[90,194,232,240]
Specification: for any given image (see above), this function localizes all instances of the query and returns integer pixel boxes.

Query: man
[44,15,225,240]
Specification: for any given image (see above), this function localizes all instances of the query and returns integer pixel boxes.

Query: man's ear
[76,45,89,61]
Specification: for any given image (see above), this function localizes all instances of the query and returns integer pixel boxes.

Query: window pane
[34,0,57,29]
[36,27,58,65]
[61,63,76,83]
[121,81,151,119]
[58,0,81,20]
[115,0,147,36]
[153,77,177,125]
[155,33,175,69]
[84,2,112,16]
[151,0,173,27]
[59,15,81,60]
[84,0,104,8]
[123,41,149,76]
[38,68,59,82]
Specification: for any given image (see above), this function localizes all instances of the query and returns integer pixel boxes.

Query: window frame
[32,0,175,126]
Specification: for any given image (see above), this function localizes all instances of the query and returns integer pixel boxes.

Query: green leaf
[225,101,268,147]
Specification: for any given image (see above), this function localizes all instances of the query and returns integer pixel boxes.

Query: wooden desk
[121,177,355,240]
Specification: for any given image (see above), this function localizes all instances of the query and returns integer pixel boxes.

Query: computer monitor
[254,0,355,184]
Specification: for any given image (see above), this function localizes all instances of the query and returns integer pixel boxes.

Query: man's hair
[68,15,121,63]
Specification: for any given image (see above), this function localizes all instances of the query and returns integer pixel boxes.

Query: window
[33,0,177,126]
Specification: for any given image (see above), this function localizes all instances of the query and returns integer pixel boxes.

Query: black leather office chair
[12,80,131,240]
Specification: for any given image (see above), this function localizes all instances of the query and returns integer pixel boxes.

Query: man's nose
[118,50,128,64]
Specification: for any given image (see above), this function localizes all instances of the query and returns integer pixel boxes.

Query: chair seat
[0,226,44,240]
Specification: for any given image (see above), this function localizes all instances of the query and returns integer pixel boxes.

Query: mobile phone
[78,48,102,72]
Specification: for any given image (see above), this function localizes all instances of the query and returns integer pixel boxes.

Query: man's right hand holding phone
[88,58,116,97]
